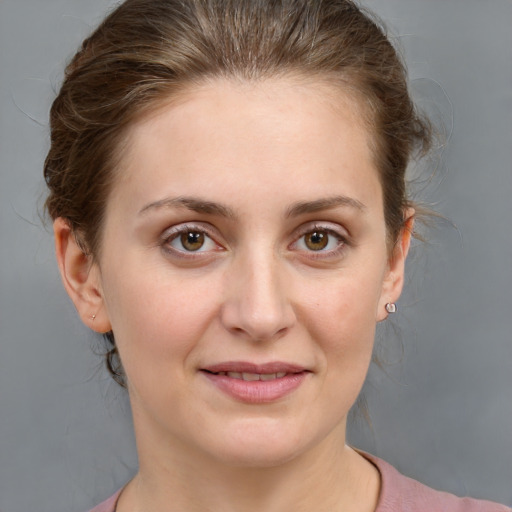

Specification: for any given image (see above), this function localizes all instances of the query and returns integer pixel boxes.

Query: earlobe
[377,209,415,321]
[53,218,111,333]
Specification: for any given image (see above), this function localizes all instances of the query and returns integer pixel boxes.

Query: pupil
[306,231,328,250]
[181,232,204,251]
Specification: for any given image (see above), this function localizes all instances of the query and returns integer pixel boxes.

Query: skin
[54,78,413,512]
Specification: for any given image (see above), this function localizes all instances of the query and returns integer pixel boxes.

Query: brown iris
[304,231,329,251]
[180,231,205,251]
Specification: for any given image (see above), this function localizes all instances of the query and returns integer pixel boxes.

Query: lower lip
[201,372,308,403]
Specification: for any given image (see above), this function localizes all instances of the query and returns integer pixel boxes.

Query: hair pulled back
[44,0,431,385]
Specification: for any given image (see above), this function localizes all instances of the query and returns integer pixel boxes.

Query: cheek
[101,263,222,369]
[298,265,384,343]
[297,267,384,389]
[316,286,378,375]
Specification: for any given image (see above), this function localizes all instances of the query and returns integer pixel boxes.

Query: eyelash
[160,223,223,259]
[160,223,349,260]
[290,224,349,260]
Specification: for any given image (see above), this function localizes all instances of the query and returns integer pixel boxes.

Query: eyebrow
[139,196,236,218]
[138,194,365,218]
[285,195,366,218]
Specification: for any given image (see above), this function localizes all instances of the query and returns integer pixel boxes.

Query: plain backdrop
[0,1,511,511]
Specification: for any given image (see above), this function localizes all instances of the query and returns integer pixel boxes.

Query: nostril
[219,270,296,340]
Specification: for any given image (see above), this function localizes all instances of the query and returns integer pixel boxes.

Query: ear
[53,217,111,333]
[377,209,414,321]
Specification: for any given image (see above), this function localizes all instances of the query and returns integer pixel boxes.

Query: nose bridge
[221,243,295,341]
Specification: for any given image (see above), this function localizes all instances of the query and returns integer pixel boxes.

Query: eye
[174,231,208,252]
[162,225,222,256]
[303,231,330,251]
[291,225,347,257]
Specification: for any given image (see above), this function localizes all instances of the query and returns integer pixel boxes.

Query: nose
[220,250,296,342]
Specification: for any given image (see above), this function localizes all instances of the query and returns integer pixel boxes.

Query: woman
[43,0,510,511]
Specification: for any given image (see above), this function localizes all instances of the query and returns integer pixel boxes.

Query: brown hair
[44,0,432,385]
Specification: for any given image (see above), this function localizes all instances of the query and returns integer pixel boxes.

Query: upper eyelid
[159,224,226,260]
[161,222,218,240]
[160,222,224,252]
[293,221,349,240]
[159,220,350,249]
[288,223,351,255]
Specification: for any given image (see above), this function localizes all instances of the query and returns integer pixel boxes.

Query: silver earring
[385,303,396,314]
[91,314,97,320]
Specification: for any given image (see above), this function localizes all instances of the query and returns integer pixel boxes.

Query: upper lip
[201,361,308,374]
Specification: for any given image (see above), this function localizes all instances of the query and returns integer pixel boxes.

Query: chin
[214,443,303,469]
[199,417,321,469]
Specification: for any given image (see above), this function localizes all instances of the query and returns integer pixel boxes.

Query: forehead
[110,77,382,217]
[133,76,372,144]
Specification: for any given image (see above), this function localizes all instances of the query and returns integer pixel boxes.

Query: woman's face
[91,78,408,467]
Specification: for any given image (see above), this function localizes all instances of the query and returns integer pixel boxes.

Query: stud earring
[91,314,97,321]
[385,303,396,314]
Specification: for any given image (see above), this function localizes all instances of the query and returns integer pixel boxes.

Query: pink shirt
[88,453,511,512]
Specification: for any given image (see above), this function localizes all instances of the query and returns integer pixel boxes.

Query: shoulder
[87,489,122,512]
[361,452,511,512]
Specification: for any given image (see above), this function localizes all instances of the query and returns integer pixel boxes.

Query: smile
[200,362,310,403]
[212,371,288,381]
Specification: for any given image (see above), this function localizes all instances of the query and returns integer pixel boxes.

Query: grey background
[0,0,511,510]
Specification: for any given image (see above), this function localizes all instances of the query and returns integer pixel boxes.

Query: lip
[202,361,307,374]
[200,361,310,404]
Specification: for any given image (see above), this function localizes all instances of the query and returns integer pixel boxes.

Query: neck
[118,420,380,512]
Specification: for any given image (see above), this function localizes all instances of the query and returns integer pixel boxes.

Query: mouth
[206,371,288,381]
[200,362,310,403]
[201,361,307,374]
